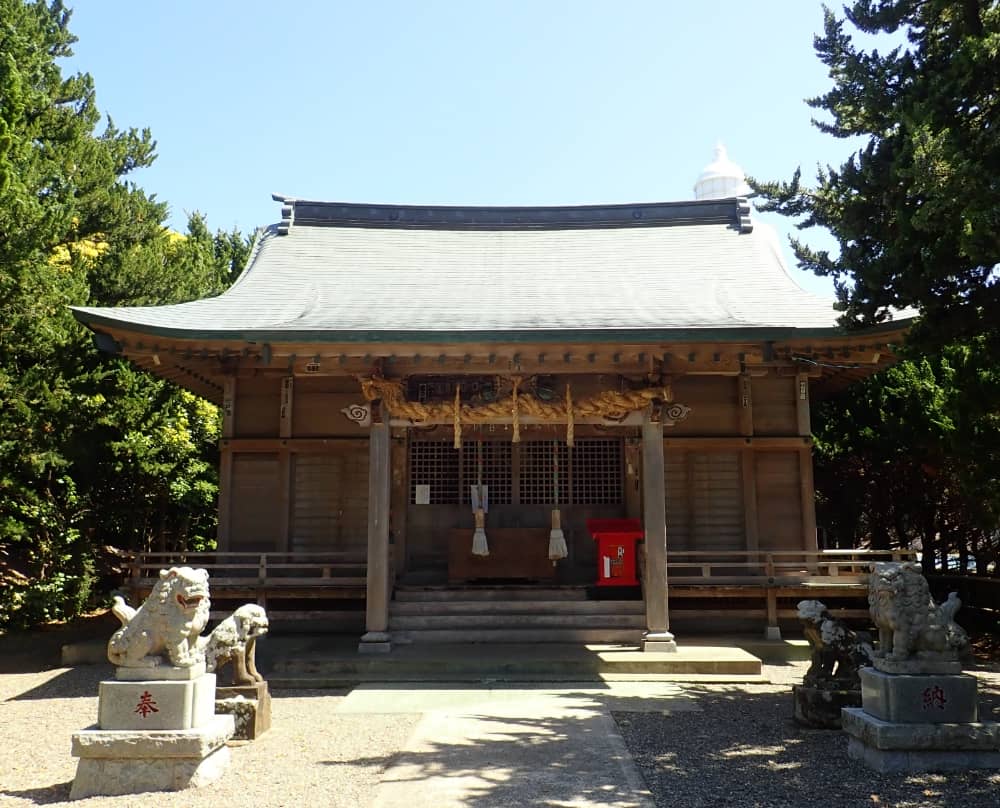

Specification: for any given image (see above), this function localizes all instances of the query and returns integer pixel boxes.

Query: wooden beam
[738,373,753,437]
[221,378,236,438]
[220,438,369,452]
[664,437,810,450]
[279,376,294,438]
[795,373,811,436]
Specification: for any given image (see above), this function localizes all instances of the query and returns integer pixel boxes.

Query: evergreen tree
[0,2,250,627]
[753,1,1000,571]
[753,0,1000,342]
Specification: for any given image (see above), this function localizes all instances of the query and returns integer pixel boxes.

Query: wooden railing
[123,551,376,613]
[664,548,917,586]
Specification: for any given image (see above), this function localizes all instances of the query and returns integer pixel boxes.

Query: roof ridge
[268,195,753,233]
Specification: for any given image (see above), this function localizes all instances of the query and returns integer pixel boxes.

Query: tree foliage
[753,0,1000,341]
[753,1,1000,570]
[0,1,250,628]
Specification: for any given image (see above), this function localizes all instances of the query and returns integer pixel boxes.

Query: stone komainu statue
[197,603,270,686]
[868,561,968,661]
[797,599,873,689]
[107,567,211,668]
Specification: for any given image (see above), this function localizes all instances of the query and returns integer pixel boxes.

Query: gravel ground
[615,662,1000,808]
[2,660,999,807]
[0,664,420,807]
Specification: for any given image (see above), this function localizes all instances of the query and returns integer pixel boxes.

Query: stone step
[270,643,763,685]
[390,599,644,616]
[390,627,646,644]
[389,613,646,630]
[394,587,591,602]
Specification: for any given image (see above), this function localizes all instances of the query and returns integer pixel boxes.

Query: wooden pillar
[217,446,233,551]
[738,373,759,553]
[360,405,392,653]
[217,377,236,551]
[641,412,677,651]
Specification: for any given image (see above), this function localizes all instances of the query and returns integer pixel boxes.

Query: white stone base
[359,631,392,654]
[70,714,234,800]
[642,632,677,653]
[763,626,782,641]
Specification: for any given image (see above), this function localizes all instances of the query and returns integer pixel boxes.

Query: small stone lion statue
[868,561,968,661]
[197,604,269,686]
[107,567,211,668]
[797,599,873,689]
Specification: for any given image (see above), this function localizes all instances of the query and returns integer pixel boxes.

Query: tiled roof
[73,197,850,342]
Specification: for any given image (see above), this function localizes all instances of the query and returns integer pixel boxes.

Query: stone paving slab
[343,683,697,807]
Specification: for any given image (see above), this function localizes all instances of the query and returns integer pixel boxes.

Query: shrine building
[73,149,912,652]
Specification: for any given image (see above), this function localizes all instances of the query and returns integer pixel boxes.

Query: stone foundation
[844,667,1000,773]
[70,714,234,799]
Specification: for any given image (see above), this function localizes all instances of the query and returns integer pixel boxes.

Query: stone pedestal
[793,685,860,729]
[216,682,271,740]
[642,631,678,653]
[843,667,1000,773]
[71,667,234,799]
[70,715,234,799]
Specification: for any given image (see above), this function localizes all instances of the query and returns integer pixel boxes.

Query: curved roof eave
[70,307,916,346]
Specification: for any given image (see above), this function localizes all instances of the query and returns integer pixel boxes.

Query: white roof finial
[694,142,752,200]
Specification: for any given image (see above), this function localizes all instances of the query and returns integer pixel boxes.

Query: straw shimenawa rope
[358,375,671,440]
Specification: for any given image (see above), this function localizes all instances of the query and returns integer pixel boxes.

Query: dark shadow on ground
[0,781,73,805]
[7,665,109,701]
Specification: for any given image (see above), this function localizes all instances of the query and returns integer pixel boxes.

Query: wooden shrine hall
[74,181,912,653]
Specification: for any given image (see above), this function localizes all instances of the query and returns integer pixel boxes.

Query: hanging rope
[453,384,462,449]
[511,376,521,443]
[565,383,574,448]
[358,374,672,430]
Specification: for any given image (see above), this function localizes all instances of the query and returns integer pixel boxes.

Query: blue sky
[64,1,866,297]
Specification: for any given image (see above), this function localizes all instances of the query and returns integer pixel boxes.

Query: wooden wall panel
[690,452,744,551]
[755,451,803,550]
[234,378,280,437]
[665,450,691,551]
[289,448,369,552]
[669,377,740,435]
[293,391,371,437]
[229,454,283,551]
[751,376,797,435]
[664,449,744,552]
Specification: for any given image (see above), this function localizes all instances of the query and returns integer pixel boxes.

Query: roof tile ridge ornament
[736,197,753,234]
[272,193,296,236]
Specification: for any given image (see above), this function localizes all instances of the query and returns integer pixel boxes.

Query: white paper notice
[414,484,431,505]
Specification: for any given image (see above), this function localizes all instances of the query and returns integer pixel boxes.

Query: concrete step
[270,642,763,686]
[390,599,644,616]
[390,627,646,644]
[394,587,591,602]
[389,613,645,630]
